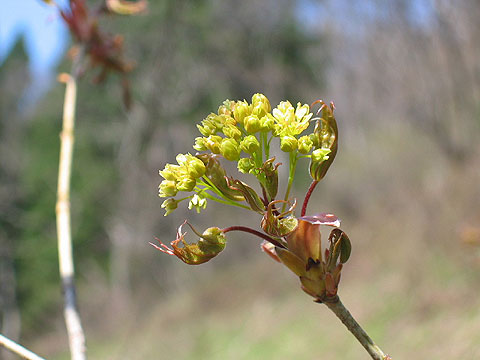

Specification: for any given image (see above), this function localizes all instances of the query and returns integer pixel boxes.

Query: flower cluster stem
[323,297,391,360]
[282,152,298,211]
[301,180,319,216]
[222,226,283,248]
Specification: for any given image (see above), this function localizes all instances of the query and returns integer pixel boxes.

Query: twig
[0,334,46,360]
[322,297,391,360]
[56,64,86,359]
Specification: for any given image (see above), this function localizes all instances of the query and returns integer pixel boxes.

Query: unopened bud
[176,176,196,192]
[240,135,260,154]
[244,115,262,134]
[222,124,242,140]
[280,135,298,152]
[193,137,208,151]
[237,157,255,174]
[220,138,241,161]
[298,135,313,154]
[205,135,223,154]
[161,198,179,216]
[233,100,251,125]
[159,180,178,197]
[252,93,271,117]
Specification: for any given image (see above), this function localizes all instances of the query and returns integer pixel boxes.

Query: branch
[56,56,87,359]
[0,334,45,360]
[322,297,391,360]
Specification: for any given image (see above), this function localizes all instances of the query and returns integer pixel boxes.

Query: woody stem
[322,297,391,360]
[301,180,319,216]
[222,226,283,248]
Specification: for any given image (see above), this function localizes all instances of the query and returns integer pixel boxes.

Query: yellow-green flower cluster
[193,94,317,171]
[159,153,206,198]
[158,94,337,216]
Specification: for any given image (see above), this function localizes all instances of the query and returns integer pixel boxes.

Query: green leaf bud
[237,157,255,174]
[161,198,179,216]
[244,115,262,134]
[188,194,207,213]
[176,176,196,192]
[240,135,260,154]
[280,135,298,152]
[220,138,241,161]
[222,123,242,140]
[298,135,313,154]
[233,100,251,125]
[205,135,223,154]
[193,137,208,151]
[159,180,178,197]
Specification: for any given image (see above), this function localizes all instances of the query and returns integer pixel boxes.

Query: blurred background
[1,0,480,359]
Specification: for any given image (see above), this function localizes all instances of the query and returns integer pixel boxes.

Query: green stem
[282,151,297,212]
[199,191,250,210]
[323,297,391,360]
[262,132,270,159]
[196,180,250,210]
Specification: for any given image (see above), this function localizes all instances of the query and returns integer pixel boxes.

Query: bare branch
[56,68,86,360]
[0,334,45,360]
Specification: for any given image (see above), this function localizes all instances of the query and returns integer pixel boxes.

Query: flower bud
[260,115,274,132]
[220,138,241,161]
[159,180,178,197]
[186,155,206,178]
[237,157,255,174]
[218,100,234,116]
[311,148,331,163]
[298,135,313,154]
[193,137,208,151]
[240,135,260,154]
[197,113,217,136]
[252,93,271,117]
[280,135,298,152]
[222,124,242,140]
[233,100,251,125]
[176,176,196,192]
[244,115,262,134]
[188,194,207,213]
[159,164,180,181]
[161,198,179,216]
[205,135,223,154]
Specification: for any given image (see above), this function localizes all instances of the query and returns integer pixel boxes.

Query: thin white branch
[0,334,45,360]
[56,72,86,360]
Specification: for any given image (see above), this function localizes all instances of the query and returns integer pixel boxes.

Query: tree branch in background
[56,69,86,360]
[0,334,46,360]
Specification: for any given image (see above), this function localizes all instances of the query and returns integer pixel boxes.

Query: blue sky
[0,0,69,109]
